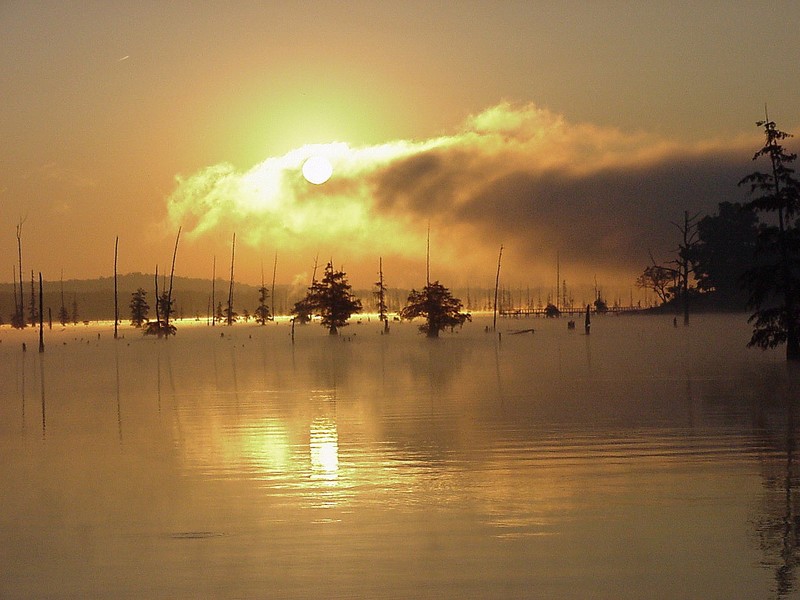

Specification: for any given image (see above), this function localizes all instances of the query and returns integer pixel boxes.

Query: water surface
[1,314,798,598]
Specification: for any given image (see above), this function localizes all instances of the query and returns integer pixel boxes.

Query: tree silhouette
[637,210,700,318]
[400,281,470,338]
[144,267,176,337]
[58,274,69,326]
[158,291,175,323]
[673,211,700,325]
[28,270,38,326]
[255,285,271,325]
[374,257,389,333]
[71,294,79,325]
[129,288,149,327]
[14,219,25,329]
[223,303,238,325]
[691,202,759,307]
[636,265,677,305]
[739,117,800,360]
[297,262,362,334]
[291,297,313,325]
[543,302,561,318]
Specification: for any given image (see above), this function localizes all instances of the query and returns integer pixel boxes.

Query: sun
[302,155,333,185]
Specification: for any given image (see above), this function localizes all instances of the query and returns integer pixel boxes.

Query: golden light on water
[310,416,339,482]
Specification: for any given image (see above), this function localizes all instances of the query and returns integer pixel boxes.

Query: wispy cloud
[166,102,756,288]
[25,162,98,189]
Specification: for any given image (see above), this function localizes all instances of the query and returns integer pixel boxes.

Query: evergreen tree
[58,273,69,326]
[374,258,390,333]
[158,291,175,323]
[291,297,313,324]
[296,262,362,334]
[739,117,800,360]
[400,281,470,338]
[58,304,69,326]
[691,202,759,306]
[129,288,150,327]
[144,268,176,337]
[28,270,38,326]
[215,301,224,323]
[255,285,271,324]
[223,304,238,325]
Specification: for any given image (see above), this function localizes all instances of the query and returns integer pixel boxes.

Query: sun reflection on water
[310,416,339,482]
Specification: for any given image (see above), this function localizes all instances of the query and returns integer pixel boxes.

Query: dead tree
[492,245,503,331]
[671,211,700,326]
[226,233,236,325]
[14,219,26,328]
[114,236,119,339]
[165,227,181,333]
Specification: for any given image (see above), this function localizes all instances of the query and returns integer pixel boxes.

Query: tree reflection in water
[753,368,800,598]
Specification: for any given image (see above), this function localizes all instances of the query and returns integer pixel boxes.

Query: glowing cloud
[166,102,754,289]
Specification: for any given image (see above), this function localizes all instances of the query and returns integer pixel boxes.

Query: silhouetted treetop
[401,281,470,338]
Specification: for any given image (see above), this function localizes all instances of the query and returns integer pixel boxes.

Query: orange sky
[2,1,799,300]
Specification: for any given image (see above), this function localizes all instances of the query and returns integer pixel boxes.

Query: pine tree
[297,262,362,334]
[158,291,175,323]
[28,270,38,326]
[71,295,79,325]
[374,258,390,333]
[255,285,271,324]
[129,288,150,327]
[58,272,69,326]
[739,116,800,360]
[291,297,313,324]
[223,303,238,325]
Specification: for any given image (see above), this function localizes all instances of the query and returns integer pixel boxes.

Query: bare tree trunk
[682,211,690,326]
[166,227,181,335]
[154,266,161,338]
[16,220,25,328]
[378,257,389,333]
[211,255,216,326]
[29,270,36,326]
[426,223,431,286]
[114,236,119,339]
[493,245,503,331]
[12,267,19,324]
[271,252,277,320]
[38,273,44,353]
[227,233,235,326]
[60,270,65,318]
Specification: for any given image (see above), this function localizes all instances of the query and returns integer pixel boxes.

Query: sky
[2,1,800,303]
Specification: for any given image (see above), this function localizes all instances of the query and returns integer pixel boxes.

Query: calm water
[1,314,799,599]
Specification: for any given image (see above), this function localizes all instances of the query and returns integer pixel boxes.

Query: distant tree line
[638,116,800,360]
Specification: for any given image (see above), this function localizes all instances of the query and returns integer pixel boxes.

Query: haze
[2,1,799,295]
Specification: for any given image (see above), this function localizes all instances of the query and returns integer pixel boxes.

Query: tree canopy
[129,288,149,327]
[691,202,759,306]
[294,262,362,334]
[255,285,271,325]
[400,281,470,338]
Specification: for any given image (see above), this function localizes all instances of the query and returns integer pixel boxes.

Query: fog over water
[1,314,798,599]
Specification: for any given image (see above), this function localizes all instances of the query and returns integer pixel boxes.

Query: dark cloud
[372,146,751,274]
[165,103,767,289]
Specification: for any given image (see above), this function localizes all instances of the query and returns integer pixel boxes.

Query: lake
[1,313,798,599]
